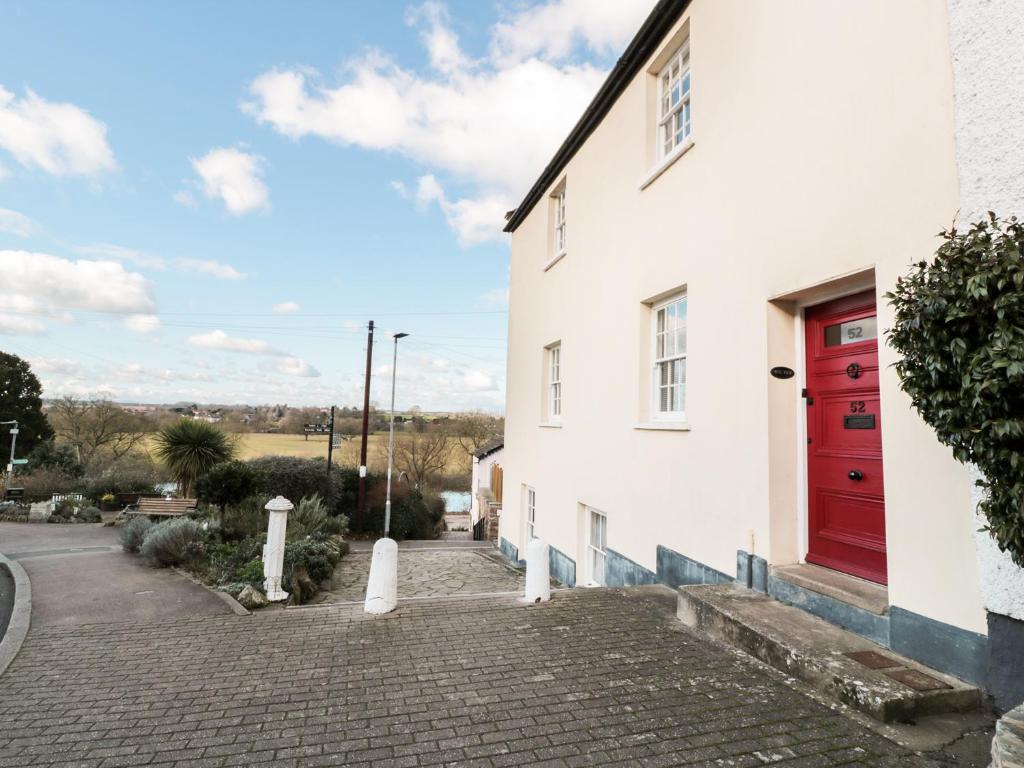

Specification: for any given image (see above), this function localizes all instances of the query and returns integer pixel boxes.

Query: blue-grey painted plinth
[751,556,768,593]
[736,550,752,588]
[499,537,523,567]
[656,545,732,587]
[768,574,890,647]
[605,549,657,588]
[890,606,988,688]
[548,546,576,587]
[988,611,1024,712]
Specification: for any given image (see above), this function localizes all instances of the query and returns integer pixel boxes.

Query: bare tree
[48,396,153,469]
[388,431,453,487]
[448,411,504,458]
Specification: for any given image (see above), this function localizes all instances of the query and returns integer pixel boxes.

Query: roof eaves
[503,0,690,234]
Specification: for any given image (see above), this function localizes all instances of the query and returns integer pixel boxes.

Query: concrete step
[677,583,982,724]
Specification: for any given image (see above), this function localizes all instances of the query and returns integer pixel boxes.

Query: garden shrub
[204,534,264,585]
[887,214,1024,565]
[220,496,268,541]
[140,517,204,567]
[244,456,345,515]
[17,469,86,502]
[83,455,164,499]
[78,506,102,523]
[120,517,153,553]
[283,539,340,604]
[195,461,266,511]
[362,485,444,541]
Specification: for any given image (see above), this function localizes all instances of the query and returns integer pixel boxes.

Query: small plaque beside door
[844,414,875,430]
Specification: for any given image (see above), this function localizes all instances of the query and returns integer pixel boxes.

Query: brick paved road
[312,548,525,604]
[0,588,940,767]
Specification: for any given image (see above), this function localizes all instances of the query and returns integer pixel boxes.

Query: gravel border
[0,552,31,678]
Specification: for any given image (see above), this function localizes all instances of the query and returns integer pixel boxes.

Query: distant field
[141,431,471,475]
[236,432,470,475]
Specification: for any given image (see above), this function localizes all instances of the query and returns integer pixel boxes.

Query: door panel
[805,291,887,584]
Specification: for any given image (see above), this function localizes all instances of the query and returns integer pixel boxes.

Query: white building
[500,0,1024,706]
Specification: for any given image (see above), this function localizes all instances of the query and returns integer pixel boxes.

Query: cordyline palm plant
[151,419,236,498]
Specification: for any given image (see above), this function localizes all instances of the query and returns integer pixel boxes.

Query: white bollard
[364,537,398,614]
[263,496,293,602]
[524,538,551,603]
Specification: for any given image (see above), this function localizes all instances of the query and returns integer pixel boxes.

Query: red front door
[804,291,887,585]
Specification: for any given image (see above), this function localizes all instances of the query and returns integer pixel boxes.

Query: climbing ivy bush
[886,214,1024,566]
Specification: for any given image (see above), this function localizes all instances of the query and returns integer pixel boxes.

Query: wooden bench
[123,497,198,518]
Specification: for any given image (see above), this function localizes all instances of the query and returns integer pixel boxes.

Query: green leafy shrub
[887,214,1024,565]
[78,506,102,523]
[235,558,265,586]
[26,441,83,478]
[17,469,86,502]
[221,496,268,541]
[204,534,264,585]
[362,485,444,540]
[83,454,164,499]
[140,517,204,567]
[195,461,267,511]
[283,539,340,604]
[244,456,344,515]
[120,517,153,553]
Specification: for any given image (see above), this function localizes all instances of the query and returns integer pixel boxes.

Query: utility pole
[356,320,374,528]
[384,333,408,536]
[325,405,336,509]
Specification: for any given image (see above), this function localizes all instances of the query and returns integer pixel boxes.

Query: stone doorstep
[772,563,889,615]
[677,583,982,724]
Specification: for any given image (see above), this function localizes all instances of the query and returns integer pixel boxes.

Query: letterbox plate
[844,414,875,429]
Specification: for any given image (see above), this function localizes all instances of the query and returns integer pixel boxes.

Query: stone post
[364,537,398,614]
[525,538,551,603]
[263,496,292,602]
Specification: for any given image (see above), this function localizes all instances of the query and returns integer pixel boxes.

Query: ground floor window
[586,506,607,586]
[524,486,536,541]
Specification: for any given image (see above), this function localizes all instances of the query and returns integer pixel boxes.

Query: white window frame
[553,187,566,256]
[652,294,687,420]
[548,343,562,421]
[657,41,691,160]
[524,486,536,542]
[586,506,608,587]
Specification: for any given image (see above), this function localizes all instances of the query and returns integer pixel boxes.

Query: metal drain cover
[883,668,952,691]
[844,651,900,670]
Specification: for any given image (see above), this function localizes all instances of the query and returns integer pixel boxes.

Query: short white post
[263,496,293,602]
[525,538,551,603]
[365,537,398,614]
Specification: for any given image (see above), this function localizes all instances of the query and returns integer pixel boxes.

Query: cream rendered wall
[504,0,986,632]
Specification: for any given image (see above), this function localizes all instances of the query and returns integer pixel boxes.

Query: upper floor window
[548,342,562,419]
[553,187,566,255]
[653,294,687,417]
[658,41,691,158]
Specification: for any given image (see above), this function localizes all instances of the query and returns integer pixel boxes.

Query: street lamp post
[383,333,408,536]
[1,420,18,484]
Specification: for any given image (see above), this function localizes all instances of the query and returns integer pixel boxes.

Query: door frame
[792,284,880,567]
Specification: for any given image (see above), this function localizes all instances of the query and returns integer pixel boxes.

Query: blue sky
[0,0,653,410]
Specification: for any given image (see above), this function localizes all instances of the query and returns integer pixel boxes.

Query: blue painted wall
[549,546,576,587]
[605,549,658,587]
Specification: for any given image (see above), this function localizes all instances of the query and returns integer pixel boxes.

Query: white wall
[504,0,988,633]
[947,0,1024,621]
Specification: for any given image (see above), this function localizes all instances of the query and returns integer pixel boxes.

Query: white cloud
[0,250,155,319]
[75,243,245,280]
[276,357,321,377]
[479,287,509,308]
[490,0,656,66]
[0,85,116,177]
[243,0,630,245]
[0,313,47,336]
[187,329,282,355]
[463,369,496,391]
[175,257,245,280]
[415,174,510,246]
[273,301,300,314]
[172,190,198,209]
[0,208,36,237]
[123,314,161,334]
[191,147,269,215]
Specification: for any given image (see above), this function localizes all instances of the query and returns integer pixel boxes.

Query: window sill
[538,422,563,429]
[543,251,566,272]
[634,421,690,432]
[638,136,695,191]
